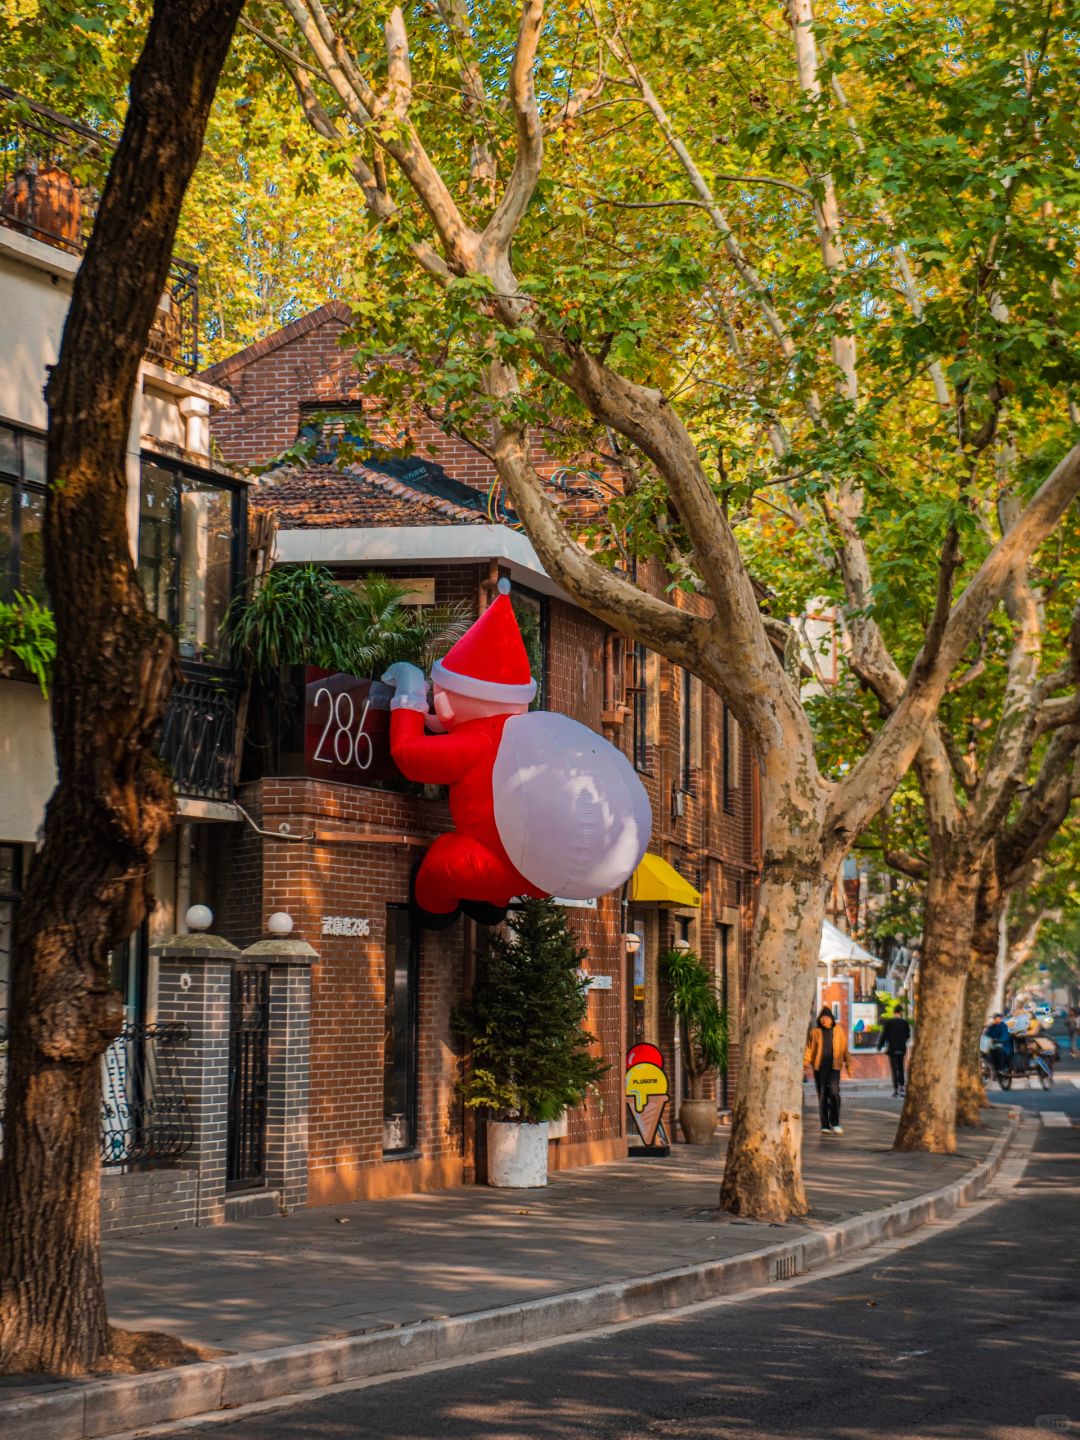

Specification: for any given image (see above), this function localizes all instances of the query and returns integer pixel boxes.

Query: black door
[227,963,269,1189]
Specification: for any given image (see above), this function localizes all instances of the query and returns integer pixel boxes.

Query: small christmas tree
[456,899,608,1124]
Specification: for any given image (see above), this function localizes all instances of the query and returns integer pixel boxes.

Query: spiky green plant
[659,947,729,1100]
[228,565,469,677]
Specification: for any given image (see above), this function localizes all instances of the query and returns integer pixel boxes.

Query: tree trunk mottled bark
[956,872,1001,1128]
[0,0,243,1376]
[719,850,826,1222]
[895,861,981,1153]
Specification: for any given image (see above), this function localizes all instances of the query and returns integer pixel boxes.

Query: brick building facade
[197,302,761,1209]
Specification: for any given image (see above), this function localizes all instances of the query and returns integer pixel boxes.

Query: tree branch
[482,0,545,259]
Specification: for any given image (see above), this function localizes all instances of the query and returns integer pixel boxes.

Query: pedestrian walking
[877,1009,912,1096]
[804,1008,852,1135]
[1066,1006,1079,1056]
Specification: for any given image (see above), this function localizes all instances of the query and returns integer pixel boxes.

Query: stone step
[224,1188,281,1222]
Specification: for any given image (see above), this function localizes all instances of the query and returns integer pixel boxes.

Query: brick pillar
[153,932,239,1227]
[241,936,317,1214]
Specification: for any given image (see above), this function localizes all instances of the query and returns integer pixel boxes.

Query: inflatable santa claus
[382,579,651,927]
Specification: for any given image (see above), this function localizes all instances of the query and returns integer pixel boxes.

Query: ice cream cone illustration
[635,1094,668,1147]
[625,1047,670,1150]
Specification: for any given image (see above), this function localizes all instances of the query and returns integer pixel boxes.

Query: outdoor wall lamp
[185,904,213,932]
[267,911,294,937]
[623,932,642,954]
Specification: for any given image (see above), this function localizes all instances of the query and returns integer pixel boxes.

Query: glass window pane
[0,426,18,478]
[18,488,46,601]
[178,478,234,663]
[21,435,46,488]
[0,482,13,596]
[137,463,177,629]
[0,845,21,1039]
[510,590,544,709]
[383,907,416,1152]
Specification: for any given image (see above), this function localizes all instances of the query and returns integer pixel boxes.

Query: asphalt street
[153,1056,1080,1440]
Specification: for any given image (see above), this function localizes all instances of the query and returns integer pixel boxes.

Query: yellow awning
[630,853,701,908]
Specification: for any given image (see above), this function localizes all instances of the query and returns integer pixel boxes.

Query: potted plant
[227,564,469,776]
[455,899,608,1187]
[660,946,729,1145]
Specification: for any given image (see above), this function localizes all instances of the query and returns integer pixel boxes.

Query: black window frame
[0,842,24,1038]
[722,703,735,814]
[631,642,651,773]
[679,667,695,795]
[509,583,548,712]
[137,451,246,673]
[0,416,48,603]
[383,905,421,1157]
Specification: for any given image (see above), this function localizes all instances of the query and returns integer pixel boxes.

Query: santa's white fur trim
[430,657,537,705]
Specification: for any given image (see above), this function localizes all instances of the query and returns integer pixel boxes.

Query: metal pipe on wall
[176,822,193,935]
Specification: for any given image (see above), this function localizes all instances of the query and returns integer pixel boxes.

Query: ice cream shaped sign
[382,579,652,928]
[625,1042,669,1149]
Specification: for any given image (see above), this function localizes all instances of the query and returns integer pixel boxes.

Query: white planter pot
[488,1120,550,1187]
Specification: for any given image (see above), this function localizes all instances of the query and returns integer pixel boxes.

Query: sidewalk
[1,1098,1017,1439]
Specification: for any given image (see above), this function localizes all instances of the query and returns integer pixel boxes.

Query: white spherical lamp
[185,904,213,933]
[267,911,294,937]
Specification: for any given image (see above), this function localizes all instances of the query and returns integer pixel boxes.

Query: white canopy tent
[819,920,881,979]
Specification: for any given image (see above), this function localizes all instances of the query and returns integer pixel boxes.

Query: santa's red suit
[388,584,545,917]
[389,709,546,914]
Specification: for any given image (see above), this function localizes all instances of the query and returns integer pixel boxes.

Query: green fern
[0,593,57,696]
[227,565,469,678]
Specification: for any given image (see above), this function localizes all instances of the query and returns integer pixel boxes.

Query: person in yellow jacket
[804,1008,852,1134]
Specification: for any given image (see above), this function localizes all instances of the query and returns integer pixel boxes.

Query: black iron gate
[227,963,269,1189]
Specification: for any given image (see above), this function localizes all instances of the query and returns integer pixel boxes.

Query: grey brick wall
[100,1167,200,1237]
[154,935,238,1227]
[265,961,311,1212]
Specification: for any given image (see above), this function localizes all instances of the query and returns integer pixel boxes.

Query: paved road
[158,1101,1078,1439]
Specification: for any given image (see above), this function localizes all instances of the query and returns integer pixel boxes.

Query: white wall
[0,680,55,842]
[0,244,72,430]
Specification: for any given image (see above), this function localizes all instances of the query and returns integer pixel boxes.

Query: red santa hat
[431,578,538,705]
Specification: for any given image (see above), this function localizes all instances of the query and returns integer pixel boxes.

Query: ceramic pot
[679,1098,718,1145]
[488,1120,549,1186]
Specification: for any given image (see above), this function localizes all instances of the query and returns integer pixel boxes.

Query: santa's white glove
[381,661,429,712]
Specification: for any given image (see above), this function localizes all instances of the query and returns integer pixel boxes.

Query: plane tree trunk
[955,868,1002,1128]
[895,857,982,1153]
[0,0,244,1376]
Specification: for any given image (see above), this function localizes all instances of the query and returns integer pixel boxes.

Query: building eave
[274,523,570,601]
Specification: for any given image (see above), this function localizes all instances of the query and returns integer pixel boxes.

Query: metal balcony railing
[159,668,240,801]
[101,1021,195,1168]
[0,86,200,373]
[0,1020,195,1169]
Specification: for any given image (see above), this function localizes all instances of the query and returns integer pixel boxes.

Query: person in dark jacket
[877,1011,912,1096]
[804,1008,852,1134]
[984,1013,1013,1075]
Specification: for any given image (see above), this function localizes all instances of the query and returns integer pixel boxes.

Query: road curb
[3,1110,1022,1440]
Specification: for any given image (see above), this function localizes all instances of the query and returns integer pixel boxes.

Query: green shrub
[228,565,469,677]
[659,947,729,1100]
[455,899,608,1124]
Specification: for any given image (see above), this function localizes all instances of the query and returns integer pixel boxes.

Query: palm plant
[228,564,469,677]
[659,947,728,1101]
